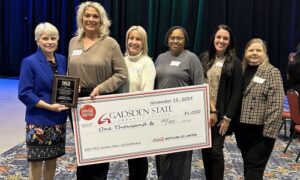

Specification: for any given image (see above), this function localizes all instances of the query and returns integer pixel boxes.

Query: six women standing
[19,3,286,179]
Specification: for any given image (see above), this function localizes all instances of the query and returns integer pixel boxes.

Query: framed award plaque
[52,75,80,108]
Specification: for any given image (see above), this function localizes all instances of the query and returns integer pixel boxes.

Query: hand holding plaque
[52,75,80,108]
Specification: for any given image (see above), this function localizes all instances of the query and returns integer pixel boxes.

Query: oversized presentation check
[72,84,211,166]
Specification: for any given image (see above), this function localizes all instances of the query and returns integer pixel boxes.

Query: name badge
[253,76,265,84]
[215,61,224,68]
[72,49,83,56]
[170,61,181,66]
[130,67,142,74]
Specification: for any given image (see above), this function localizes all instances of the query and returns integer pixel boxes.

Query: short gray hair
[34,22,59,41]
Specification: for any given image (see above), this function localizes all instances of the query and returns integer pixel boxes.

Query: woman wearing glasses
[154,26,204,180]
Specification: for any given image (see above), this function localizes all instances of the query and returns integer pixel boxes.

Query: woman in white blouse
[123,25,156,179]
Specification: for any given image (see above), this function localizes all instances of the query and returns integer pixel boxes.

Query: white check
[72,84,211,166]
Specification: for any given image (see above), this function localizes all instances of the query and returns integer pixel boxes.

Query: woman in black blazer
[198,25,243,180]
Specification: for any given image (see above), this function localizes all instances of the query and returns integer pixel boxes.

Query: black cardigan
[199,52,243,135]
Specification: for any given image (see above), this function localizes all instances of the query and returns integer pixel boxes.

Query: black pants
[69,88,110,180]
[156,151,192,180]
[235,124,275,180]
[155,155,161,177]
[76,163,109,180]
[202,126,226,180]
[128,157,148,180]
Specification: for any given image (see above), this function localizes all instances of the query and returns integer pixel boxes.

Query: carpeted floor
[1,120,300,180]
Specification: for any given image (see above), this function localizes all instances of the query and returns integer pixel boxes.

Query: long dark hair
[201,24,236,77]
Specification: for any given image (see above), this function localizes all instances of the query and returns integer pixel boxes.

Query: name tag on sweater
[253,76,265,84]
[72,49,82,56]
[170,61,181,66]
[130,67,142,74]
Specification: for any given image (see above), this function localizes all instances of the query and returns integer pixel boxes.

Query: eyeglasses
[169,36,185,42]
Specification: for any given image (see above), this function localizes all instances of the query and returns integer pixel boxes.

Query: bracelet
[210,110,217,114]
[223,115,232,122]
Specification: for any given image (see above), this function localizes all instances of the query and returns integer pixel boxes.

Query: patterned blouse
[206,56,225,102]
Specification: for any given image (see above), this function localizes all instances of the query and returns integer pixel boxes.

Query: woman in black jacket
[198,24,242,180]
[288,42,300,93]
[287,42,300,136]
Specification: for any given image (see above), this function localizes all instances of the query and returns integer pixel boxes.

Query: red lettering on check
[98,114,111,125]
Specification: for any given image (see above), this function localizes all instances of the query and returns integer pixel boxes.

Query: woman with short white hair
[18,22,68,180]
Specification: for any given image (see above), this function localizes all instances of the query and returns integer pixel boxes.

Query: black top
[48,61,58,74]
[244,65,258,91]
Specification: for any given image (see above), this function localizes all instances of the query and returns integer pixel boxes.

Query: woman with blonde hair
[68,1,128,179]
[235,38,284,180]
[123,25,156,179]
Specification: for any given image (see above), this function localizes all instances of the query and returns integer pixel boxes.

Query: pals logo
[80,105,96,120]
